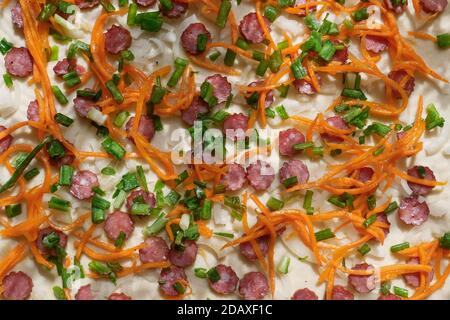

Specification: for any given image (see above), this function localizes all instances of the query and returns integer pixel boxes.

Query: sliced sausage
[181,23,211,55]
[239,236,269,261]
[387,69,415,99]
[53,58,77,77]
[161,0,188,18]
[248,81,274,107]
[332,40,348,63]
[104,210,135,241]
[377,213,391,236]
[403,257,434,287]
[159,266,188,296]
[348,263,376,293]
[0,126,13,155]
[107,292,132,300]
[11,3,24,30]
[48,150,75,168]
[139,236,170,263]
[398,195,429,226]
[205,74,232,104]
[406,165,436,196]
[238,271,269,300]
[278,128,306,156]
[221,163,246,192]
[27,100,40,122]
[384,0,408,13]
[419,0,447,13]
[36,227,68,256]
[239,12,271,44]
[75,284,94,300]
[279,160,310,185]
[356,167,374,183]
[1,271,33,300]
[125,116,155,142]
[378,293,401,300]
[208,264,239,295]
[104,25,132,55]
[293,79,317,95]
[73,96,99,118]
[4,47,33,78]
[181,95,209,126]
[126,189,156,212]
[223,113,248,140]
[136,0,156,6]
[291,288,319,300]
[364,35,388,53]
[169,240,198,267]
[321,116,349,143]
[246,160,275,191]
[75,0,100,9]
[69,170,99,200]
[331,285,354,300]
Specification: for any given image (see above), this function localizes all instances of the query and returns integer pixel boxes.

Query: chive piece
[214,184,226,194]
[127,3,138,26]
[100,0,116,12]
[113,232,125,248]
[159,0,173,10]
[91,207,106,224]
[363,122,391,137]
[0,136,53,195]
[59,165,74,186]
[278,0,294,7]
[101,166,116,176]
[277,40,289,50]
[194,268,208,278]
[303,190,313,211]
[208,51,221,61]
[269,49,282,73]
[277,256,290,274]
[0,38,13,55]
[113,190,127,210]
[58,1,76,14]
[51,86,68,105]
[207,267,221,282]
[358,243,371,256]
[48,196,71,212]
[343,19,354,29]
[439,232,450,249]
[92,194,111,211]
[315,228,335,241]
[143,214,168,236]
[362,214,377,228]
[341,88,367,100]
[165,190,181,206]
[293,142,314,150]
[113,111,130,128]
[275,105,289,120]
[135,12,164,32]
[200,199,213,220]
[282,176,298,188]
[167,58,188,87]
[24,168,39,181]
[47,140,65,160]
[131,203,150,215]
[425,104,445,130]
[252,50,265,61]
[150,85,167,104]
[53,286,67,300]
[102,137,126,160]
[172,281,186,294]
[372,146,385,156]
[352,8,369,22]
[330,149,342,157]
[393,286,408,298]
[5,204,22,218]
[327,195,346,208]
[38,3,57,21]
[216,0,232,28]
[213,232,234,239]
[291,58,307,80]
[367,195,376,210]
[304,14,319,31]
[49,46,59,62]
[436,33,450,49]
[3,74,13,88]
[136,165,149,192]
[384,201,398,214]
[105,80,123,103]
[77,88,102,101]
[277,85,289,98]
[54,113,74,127]
[264,5,278,22]
[390,242,410,253]
[119,172,140,191]
[211,110,230,123]
[200,81,218,107]
[266,197,284,211]
[265,107,276,119]
[358,136,365,144]
[224,49,236,66]
[197,33,209,53]
[224,196,242,211]
[255,59,269,77]
[318,40,336,61]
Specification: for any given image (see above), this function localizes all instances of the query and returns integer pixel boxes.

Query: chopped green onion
[352,8,369,22]
[135,12,163,32]
[58,1,76,14]
[436,33,450,49]
[113,190,127,210]
[173,281,186,294]
[24,168,39,181]
[266,197,284,211]
[159,0,173,10]
[113,111,130,128]
[216,0,232,28]
[214,184,226,194]
[91,207,106,224]
[341,88,367,100]
[200,199,213,220]
[439,232,450,249]
[425,104,445,130]
[327,195,346,208]
[114,231,126,248]
[197,33,209,53]
[54,113,74,127]
[362,214,377,228]
[143,214,168,236]
[318,40,336,61]
[291,58,307,80]
[367,195,376,210]
[214,232,234,239]
[167,58,188,87]
[211,110,230,123]
[275,105,289,120]
[38,3,57,21]
[136,165,149,192]
[252,50,265,61]
[278,0,294,7]
[127,3,138,26]
[269,49,282,73]
[3,74,13,88]
[165,190,181,206]
[303,190,313,212]
[256,59,269,77]
[358,243,371,256]
[282,176,298,188]
[5,204,22,218]
[384,201,398,214]
[277,40,289,50]
[47,140,65,159]
[200,81,218,107]
[277,85,289,97]
[265,107,276,119]
[264,5,278,22]
[51,86,68,105]
[372,146,385,156]
[381,281,391,295]
[207,267,221,282]
[48,196,71,212]
[208,51,221,61]
[150,85,167,104]
[194,268,208,278]
[131,203,151,215]
[315,228,335,241]
[224,49,236,66]
[330,149,342,157]
[277,256,290,274]
[102,136,126,160]
[304,14,319,31]
[59,165,74,186]
[92,194,111,211]
[105,80,123,103]
[393,286,408,298]
[390,242,410,253]
[363,122,391,137]
[101,166,116,176]
[293,142,314,150]
[100,0,116,12]
[0,38,13,55]
[53,286,66,300]
[49,46,59,61]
